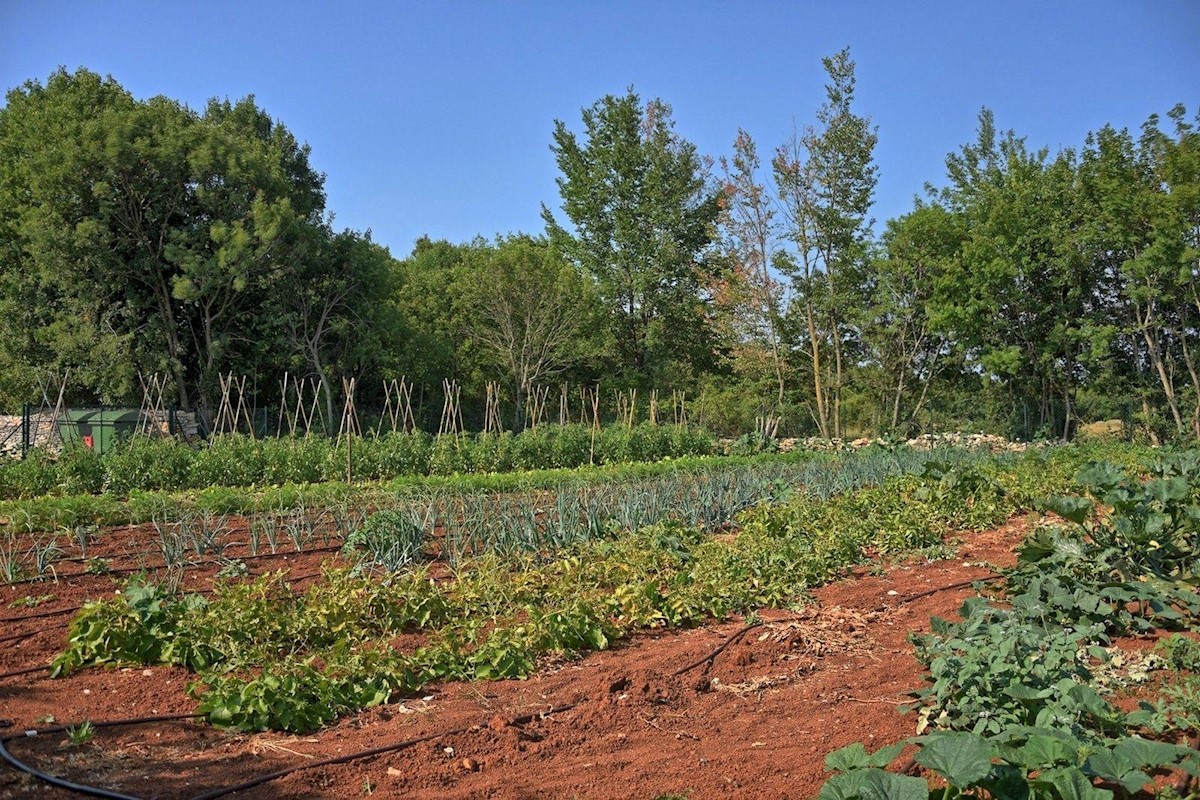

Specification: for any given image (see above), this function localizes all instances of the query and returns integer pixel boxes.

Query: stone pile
[778,432,1030,454]
[0,412,63,457]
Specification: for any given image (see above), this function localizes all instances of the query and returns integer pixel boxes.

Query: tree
[1090,106,1200,439]
[0,68,326,410]
[542,89,723,387]
[864,205,960,433]
[774,48,878,438]
[462,235,601,427]
[932,110,1113,439]
[392,237,475,391]
[718,130,789,418]
[284,226,404,426]
[0,69,144,404]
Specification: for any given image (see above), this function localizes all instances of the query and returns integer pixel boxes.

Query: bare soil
[0,515,1072,799]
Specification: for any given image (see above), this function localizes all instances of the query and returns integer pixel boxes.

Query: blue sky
[2,1,1198,258]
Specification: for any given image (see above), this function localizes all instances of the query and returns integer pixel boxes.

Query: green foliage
[543,88,723,385]
[51,447,1067,732]
[64,720,94,747]
[0,68,331,409]
[344,509,424,572]
[1156,635,1200,672]
[822,450,1200,797]
[822,731,1200,799]
[0,424,718,501]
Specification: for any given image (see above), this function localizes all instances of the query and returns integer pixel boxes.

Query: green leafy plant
[64,719,94,747]
[8,593,54,608]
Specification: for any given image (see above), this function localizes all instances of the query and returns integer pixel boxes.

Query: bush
[103,437,193,493]
[343,509,425,571]
[56,443,106,495]
[0,450,58,499]
[0,422,721,500]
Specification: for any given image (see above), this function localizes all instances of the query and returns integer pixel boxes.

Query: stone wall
[778,432,1031,454]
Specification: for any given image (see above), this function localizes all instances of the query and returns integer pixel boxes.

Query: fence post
[21,402,29,459]
[169,403,177,437]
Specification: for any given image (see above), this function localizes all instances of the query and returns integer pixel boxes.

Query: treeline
[0,57,1196,440]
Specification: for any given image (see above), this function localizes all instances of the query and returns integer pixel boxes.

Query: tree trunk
[1138,306,1185,434]
[805,299,828,438]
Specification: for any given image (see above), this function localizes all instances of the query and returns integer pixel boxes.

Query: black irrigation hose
[0,663,49,680]
[0,605,76,623]
[51,543,345,568]
[0,620,68,645]
[894,574,1004,605]
[2,543,346,586]
[0,712,205,800]
[188,703,578,800]
[672,622,762,676]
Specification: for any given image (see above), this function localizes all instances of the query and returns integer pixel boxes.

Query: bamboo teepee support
[377,377,415,435]
[484,381,504,435]
[32,369,69,447]
[214,373,253,436]
[137,372,170,437]
[615,388,637,429]
[672,390,687,428]
[525,385,550,430]
[337,377,361,442]
[439,379,464,438]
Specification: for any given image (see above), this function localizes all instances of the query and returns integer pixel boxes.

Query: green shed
[59,409,142,454]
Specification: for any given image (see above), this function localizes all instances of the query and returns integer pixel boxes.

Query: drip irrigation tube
[2,543,345,586]
[0,700,579,799]
[0,712,205,800]
[0,621,68,645]
[671,621,761,676]
[187,703,578,800]
[0,663,49,680]
[0,606,76,623]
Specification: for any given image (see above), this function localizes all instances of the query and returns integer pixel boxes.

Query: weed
[85,557,112,575]
[64,720,94,747]
[0,533,24,583]
[71,524,96,559]
[215,558,249,579]
[29,533,63,579]
[8,593,54,608]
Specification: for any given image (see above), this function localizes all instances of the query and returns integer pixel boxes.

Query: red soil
[2,517,1035,799]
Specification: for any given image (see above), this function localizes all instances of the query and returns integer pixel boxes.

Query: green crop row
[820,450,1200,799]
[51,447,1090,732]
[349,445,1017,568]
[0,423,717,500]
[0,449,801,537]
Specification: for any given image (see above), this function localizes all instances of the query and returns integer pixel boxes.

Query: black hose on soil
[0,712,205,799]
[0,663,50,680]
[0,605,76,623]
[188,703,579,800]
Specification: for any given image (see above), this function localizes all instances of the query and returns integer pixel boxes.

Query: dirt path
[0,518,1030,800]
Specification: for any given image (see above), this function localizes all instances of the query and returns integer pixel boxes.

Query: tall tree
[931,109,1112,438]
[0,68,326,409]
[542,89,723,387]
[284,226,404,426]
[718,130,789,417]
[463,235,601,427]
[774,48,878,438]
[864,205,959,433]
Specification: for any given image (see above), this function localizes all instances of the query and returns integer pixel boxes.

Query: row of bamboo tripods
[268,374,693,440]
[16,371,698,448]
